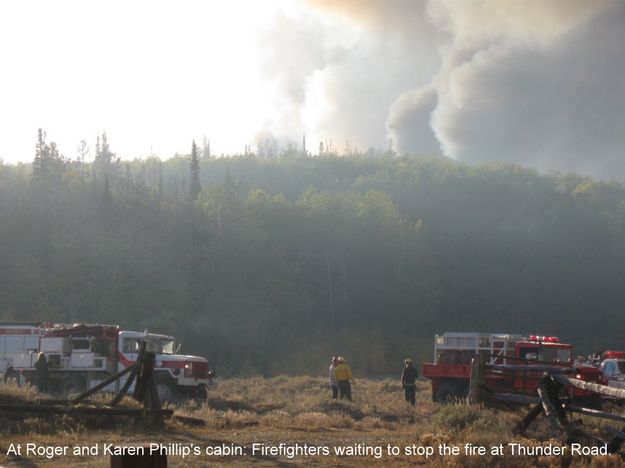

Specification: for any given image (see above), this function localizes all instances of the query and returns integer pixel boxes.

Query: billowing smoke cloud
[260,0,441,151]
[261,0,625,179]
[386,86,440,154]
[258,13,347,141]
[426,0,625,178]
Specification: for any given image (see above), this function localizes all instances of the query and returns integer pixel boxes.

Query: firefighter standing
[335,357,354,401]
[401,358,418,406]
[329,356,339,399]
[34,352,50,393]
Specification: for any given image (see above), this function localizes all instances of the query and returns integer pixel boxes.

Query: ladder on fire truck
[434,332,525,365]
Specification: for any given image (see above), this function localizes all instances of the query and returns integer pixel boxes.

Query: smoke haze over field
[0,1,624,179]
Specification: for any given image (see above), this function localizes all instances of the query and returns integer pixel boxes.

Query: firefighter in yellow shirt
[334,356,354,401]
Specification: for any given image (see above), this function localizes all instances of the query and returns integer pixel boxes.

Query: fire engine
[0,322,213,401]
[421,332,602,403]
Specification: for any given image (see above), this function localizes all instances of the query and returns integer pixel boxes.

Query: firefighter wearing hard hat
[334,357,354,401]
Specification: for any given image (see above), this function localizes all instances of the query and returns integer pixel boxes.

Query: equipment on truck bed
[0,322,41,375]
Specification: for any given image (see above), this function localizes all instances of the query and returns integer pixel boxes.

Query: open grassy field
[0,377,623,467]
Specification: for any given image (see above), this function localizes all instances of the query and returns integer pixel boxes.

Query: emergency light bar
[528,335,560,343]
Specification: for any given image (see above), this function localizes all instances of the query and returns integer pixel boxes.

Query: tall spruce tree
[190,140,201,200]
[32,128,47,183]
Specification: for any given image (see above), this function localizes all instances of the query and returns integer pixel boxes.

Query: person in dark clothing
[401,358,418,406]
[329,356,339,399]
[34,353,50,393]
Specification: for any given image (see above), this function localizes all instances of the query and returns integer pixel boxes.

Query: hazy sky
[1,0,624,180]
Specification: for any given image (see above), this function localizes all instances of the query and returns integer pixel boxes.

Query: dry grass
[0,380,40,404]
[1,376,624,466]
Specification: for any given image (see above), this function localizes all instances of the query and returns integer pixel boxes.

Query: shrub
[433,405,483,432]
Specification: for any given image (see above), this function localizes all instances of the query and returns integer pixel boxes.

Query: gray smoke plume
[258,12,347,140]
[260,0,441,150]
[386,86,440,155]
[261,0,625,179]
[425,0,625,179]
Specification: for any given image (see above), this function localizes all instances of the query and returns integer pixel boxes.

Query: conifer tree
[190,140,201,200]
[202,136,211,159]
[31,128,47,182]
[31,128,66,187]
[94,131,119,182]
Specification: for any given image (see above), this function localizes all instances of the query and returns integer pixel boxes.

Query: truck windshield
[618,361,625,374]
[146,336,175,354]
[519,346,570,363]
[556,348,571,363]
[544,346,571,363]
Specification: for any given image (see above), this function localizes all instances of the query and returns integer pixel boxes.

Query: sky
[1,0,624,180]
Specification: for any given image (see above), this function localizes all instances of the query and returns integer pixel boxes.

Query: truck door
[112,334,142,392]
[118,335,141,370]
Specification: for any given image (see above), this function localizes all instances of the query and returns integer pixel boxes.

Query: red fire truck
[1,322,213,401]
[422,332,602,403]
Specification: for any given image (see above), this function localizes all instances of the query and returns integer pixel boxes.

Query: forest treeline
[1,132,625,375]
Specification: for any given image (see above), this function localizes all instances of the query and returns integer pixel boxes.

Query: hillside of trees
[1,131,625,376]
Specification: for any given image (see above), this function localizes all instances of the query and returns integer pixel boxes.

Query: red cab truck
[422,332,602,403]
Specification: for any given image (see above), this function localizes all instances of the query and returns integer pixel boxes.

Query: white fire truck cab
[600,359,625,389]
[591,351,625,389]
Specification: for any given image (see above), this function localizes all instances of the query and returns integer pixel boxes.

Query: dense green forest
[1,131,625,376]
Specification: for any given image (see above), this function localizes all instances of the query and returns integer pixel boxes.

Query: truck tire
[156,382,176,403]
[457,382,470,400]
[196,384,209,400]
[62,376,86,395]
[435,381,460,404]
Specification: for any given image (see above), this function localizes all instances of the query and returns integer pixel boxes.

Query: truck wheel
[156,382,176,403]
[196,384,209,400]
[435,382,459,404]
[62,376,86,395]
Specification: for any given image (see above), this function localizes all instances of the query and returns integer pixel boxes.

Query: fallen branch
[552,374,625,400]
[567,405,625,423]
